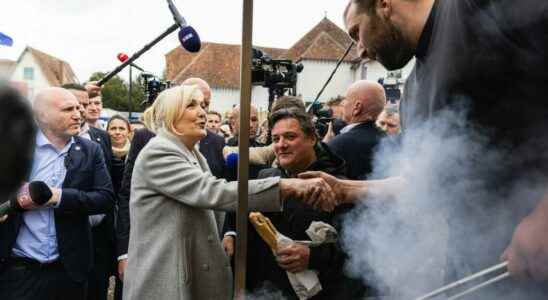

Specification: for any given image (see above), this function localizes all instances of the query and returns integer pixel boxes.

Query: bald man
[327,80,386,179]
[0,87,114,300]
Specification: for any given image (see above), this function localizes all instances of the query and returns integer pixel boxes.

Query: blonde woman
[123,85,335,300]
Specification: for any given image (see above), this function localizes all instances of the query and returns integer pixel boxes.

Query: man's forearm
[340,176,406,204]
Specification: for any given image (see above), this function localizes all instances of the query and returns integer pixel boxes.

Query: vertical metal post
[235,0,253,299]
[128,65,133,121]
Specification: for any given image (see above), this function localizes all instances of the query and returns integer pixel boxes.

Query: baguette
[249,212,278,251]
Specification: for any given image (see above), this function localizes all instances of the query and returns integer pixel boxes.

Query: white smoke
[341,106,548,299]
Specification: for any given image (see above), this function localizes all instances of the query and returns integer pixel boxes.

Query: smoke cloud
[341,105,548,299]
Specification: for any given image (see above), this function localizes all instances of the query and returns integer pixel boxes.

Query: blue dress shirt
[12,130,74,263]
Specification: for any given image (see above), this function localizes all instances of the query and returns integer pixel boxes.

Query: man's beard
[374,16,415,70]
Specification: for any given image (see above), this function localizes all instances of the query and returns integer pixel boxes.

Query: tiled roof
[166,42,287,89]
[165,18,358,89]
[26,47,78,86]
[285,17,357,62]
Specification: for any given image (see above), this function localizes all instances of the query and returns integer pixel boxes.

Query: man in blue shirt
[0,87,114,300]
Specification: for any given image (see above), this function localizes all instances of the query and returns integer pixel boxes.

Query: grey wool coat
[123,128,282,300]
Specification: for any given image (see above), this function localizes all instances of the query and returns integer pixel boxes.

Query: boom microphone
[0,181,53,216]
[97,1,201,86]
[167,0,201,53]
[117,53,145,72]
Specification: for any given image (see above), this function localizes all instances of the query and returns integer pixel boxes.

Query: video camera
[378,70,403,103]
[139,73,172,105]
[251,48,303,111]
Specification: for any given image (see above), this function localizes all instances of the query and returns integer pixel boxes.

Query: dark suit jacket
[0,136,115,282]
[328,121,384,180]
[249,143,367,299]
[198,130,226,179]
[88,126,118,277]
[116,128,155,257]
[88,126,113,173]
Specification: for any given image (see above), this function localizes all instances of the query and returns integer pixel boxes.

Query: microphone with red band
[0,181,53,216]
[117,53,145,72]
[97,0,201,86]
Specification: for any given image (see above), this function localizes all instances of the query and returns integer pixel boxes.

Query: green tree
[88,72,146,113]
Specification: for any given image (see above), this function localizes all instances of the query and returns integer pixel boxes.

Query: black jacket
[116,128,155,257]
[248,143,368,299]
[0,136,115,282]
[199,130,226,179]
[328,121,384,180]
[88,127,113,174]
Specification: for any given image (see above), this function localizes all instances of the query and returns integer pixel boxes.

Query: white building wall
[297,60,354,103]
[355,58,416,83]
[10,52,51,99]
[210,86,270,115]
[210,60,358,115]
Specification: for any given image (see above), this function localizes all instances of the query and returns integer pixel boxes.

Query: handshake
[279,171,347,212]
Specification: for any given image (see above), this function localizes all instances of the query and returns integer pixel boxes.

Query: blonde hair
[143,85,204,134]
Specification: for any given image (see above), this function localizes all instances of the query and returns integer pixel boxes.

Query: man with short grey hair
[0,87,114,300]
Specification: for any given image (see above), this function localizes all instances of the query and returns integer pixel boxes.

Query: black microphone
[0,181,53,216]
[97,0,201,86]
[167,0,201,53]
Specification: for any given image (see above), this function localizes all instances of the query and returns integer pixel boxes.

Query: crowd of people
[1,0,548,299]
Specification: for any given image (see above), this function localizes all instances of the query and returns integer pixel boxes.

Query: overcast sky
[1,0,349,82]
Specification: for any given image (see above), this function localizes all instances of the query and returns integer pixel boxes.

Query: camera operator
[301,1,548,298]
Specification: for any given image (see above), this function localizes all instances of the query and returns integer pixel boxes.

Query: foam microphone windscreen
[0,181,52,216]
[0,85,36,204]
[28,181,53,206]
[178,26,201,53]
[226,153,239,169]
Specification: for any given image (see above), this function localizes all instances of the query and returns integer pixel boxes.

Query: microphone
[97,0,200,86]
[0,181,53,216]
[117,53,145,72]
[167,0,201,53]
[226,153,239,169]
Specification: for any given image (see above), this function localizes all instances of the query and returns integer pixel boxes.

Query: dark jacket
[199,130,226,179]
[88,127,113,174]
[0,136,115,282]
[328,121,384,180]
[251,143,368,299]
[116,128,155,257]
[222,136,270,238]
[88,126,119,281]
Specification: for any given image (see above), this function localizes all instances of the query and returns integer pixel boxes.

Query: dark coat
[0,136,115,282]
[248,143,369,299]
[328,121,384,180]
[116,128,155,257]
[88,127,113,173]
[199,130,226,179]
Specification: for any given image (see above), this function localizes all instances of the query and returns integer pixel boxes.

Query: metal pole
[234,0,253,298]
[128,65,133,121]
